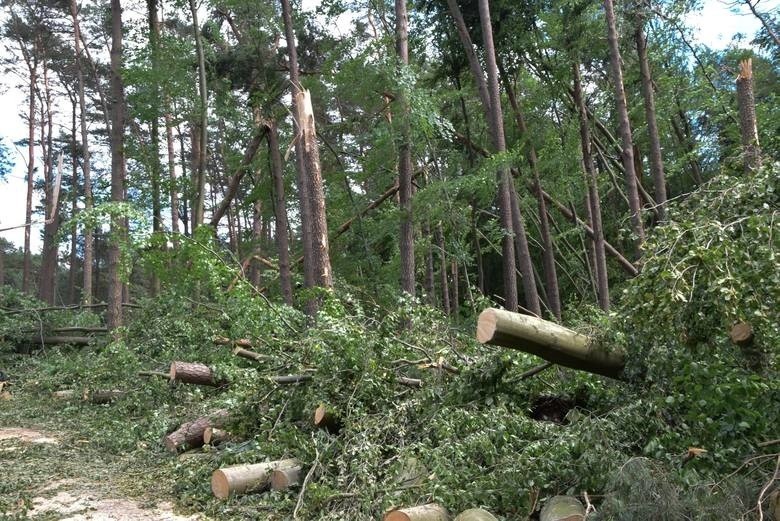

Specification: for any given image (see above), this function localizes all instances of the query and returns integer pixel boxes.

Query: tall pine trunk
[22,52,36,295]
[635,15,667,220]
[604,0,645,250]
[267,121,293,305]
[736,59,760,174]
[395,0,415,299]
[39,57,60,306]
[107,0,126,330]
[189,0,208,228]
[68,97,78,304]
[573,63,610,311]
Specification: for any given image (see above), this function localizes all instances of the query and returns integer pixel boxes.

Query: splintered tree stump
[384,504,450,521]
[270,460,302,490]
[313,404,342,433]
[477,308,625,378]
[454,509,498,521]
[211,458,299,499]
[203,427,238,446]
[539,496,585,521]
[169,361,223,387]
[84,389,126,404]
[729,322,754,347]
[163,410,229,452]
[232,347,270,362]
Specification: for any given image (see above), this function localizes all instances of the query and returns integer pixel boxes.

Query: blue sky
[0,0,777,251]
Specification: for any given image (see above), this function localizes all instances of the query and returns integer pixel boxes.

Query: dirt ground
[0,427,199,521]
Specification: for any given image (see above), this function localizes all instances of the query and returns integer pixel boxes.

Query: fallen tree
[169,361,224,387]
[163,409,230,452]
[211,458,299,498]
[476,308,625,378]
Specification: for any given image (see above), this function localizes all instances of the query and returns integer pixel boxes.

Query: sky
[0,0,777,253]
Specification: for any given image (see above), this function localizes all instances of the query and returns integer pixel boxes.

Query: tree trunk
[539,496,585,521]
[203,427,238,445]
[736,58,760,174]
[39,59,60,306]
[169,361,222,386]
[22,51,36,295]
[68,97,78,304]
[211,459,299,499]
[267,121,293,305]
[509,185,541,315]
[313,404,342,433]
[147,0,162,296]
[384,504,450,521]
[477,308,625,378]
[163,409,229,452]
[165,110,179,235]
[107,0,126,330]
[477,0,520,312]
[635,18,667,220]
[189,0,208,228]
[501,65,560,319]
[435,224,450,316]
[396,0,415,301]
[604,0,645,250]
[270,461,302,490]
[572,63,610,311]
[454,509,498,521]
[209,129,265,228]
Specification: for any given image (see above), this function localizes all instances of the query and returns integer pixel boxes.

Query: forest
[0,0,778,518]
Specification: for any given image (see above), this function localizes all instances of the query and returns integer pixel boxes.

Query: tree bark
[270,461,302,490]
[163,409,229,452]
[736,59,760,174]
[107,0,126,330]
[396,0,415,301]
[203,427,238,445]
[435,224,450,316]
[165,110,179,235]
[189,0,209,228]
[68,97,78,304]
[267,121,294,305]
[22,44,36,295]
[477,0,520,312]
[384,504,450,521]
[39,59,60,306]
[477,308,625,378]
[604,0,645,250]
[169,361,223,386]
[572,63,610,311]
[211,459,299,499]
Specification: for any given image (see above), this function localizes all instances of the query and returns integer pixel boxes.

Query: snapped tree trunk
[267,121,294,305]
[736,58,760,174]
[604,0,645,251]
[477,308,625,378]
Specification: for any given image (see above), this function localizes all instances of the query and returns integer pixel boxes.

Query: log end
[203,427,214,445]
[211,469,231,499]
[168,361,177,382]
[454,508,498,521]
[729,322,754,346]
[384,512,412,521]
[476,308,498,344]
[314,404,327,426]
[270,465,301,491]
[540,496,585,521]
[384,504,449,521]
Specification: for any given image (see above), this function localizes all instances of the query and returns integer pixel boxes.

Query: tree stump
[539,496,585,521]
[169,361,222,387]
[454,509,497,521]
[163,409,229,452]
[211,458,299,499]
[729,322,754,347]
[384,504,449,521]
[313,404,342,433]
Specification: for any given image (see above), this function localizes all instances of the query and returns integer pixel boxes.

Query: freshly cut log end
[163,409,229,453]
[169,361,222,387]
[270,462,302,490]
[203,427,237,445]
[476,308,625,379]
[384,503,449,521]
[540,496,585,521]
[729,322,754,347]
[454,508,498,521]
[211,458,299,499]
[313,404,342,434]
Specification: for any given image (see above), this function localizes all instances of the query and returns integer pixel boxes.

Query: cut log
[203,427,238,445]
[52,390,76,400]
[397,376,423,388]
[270,460,302,490]
[272,375,312,385]
[454,509,498,521]
[313,404,342,434]
[729,322,754,347]
[539,496,585,521]
[476,308,625,378]
[233,346,271,362]
[163,409,229,452]
[169,361,223,387]
[84,389,126,404]
[211,458,299,499]
[384,504,450,521]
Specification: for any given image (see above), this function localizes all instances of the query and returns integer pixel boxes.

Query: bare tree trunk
[509,185,541,315]
[39,57,60,306]
[573,63,610,311]
[148,0,162,296]
[604,0,645,250]
[635,16,667,220]
[68,97,78,304]
[736,58,761,174]
[477,0,520,312]
[22,51,36,295]
[435,224,450,316]
[500,65,560,320]
[471,203,485,294]
[177,125,190,236]
[249,183,263,288]
[267,121,293,305]
[107,0,126,330]
[165,110,179,236]
[70,0,93,304]
[395,0,415,300]
[423,222,435,305]
[189,0,208,228]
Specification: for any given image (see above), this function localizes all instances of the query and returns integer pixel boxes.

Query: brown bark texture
[163,409,229,452]
[736,59,760,174]
[169,361,223,386]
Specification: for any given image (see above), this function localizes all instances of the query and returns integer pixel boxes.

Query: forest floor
[0,354,202,521]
